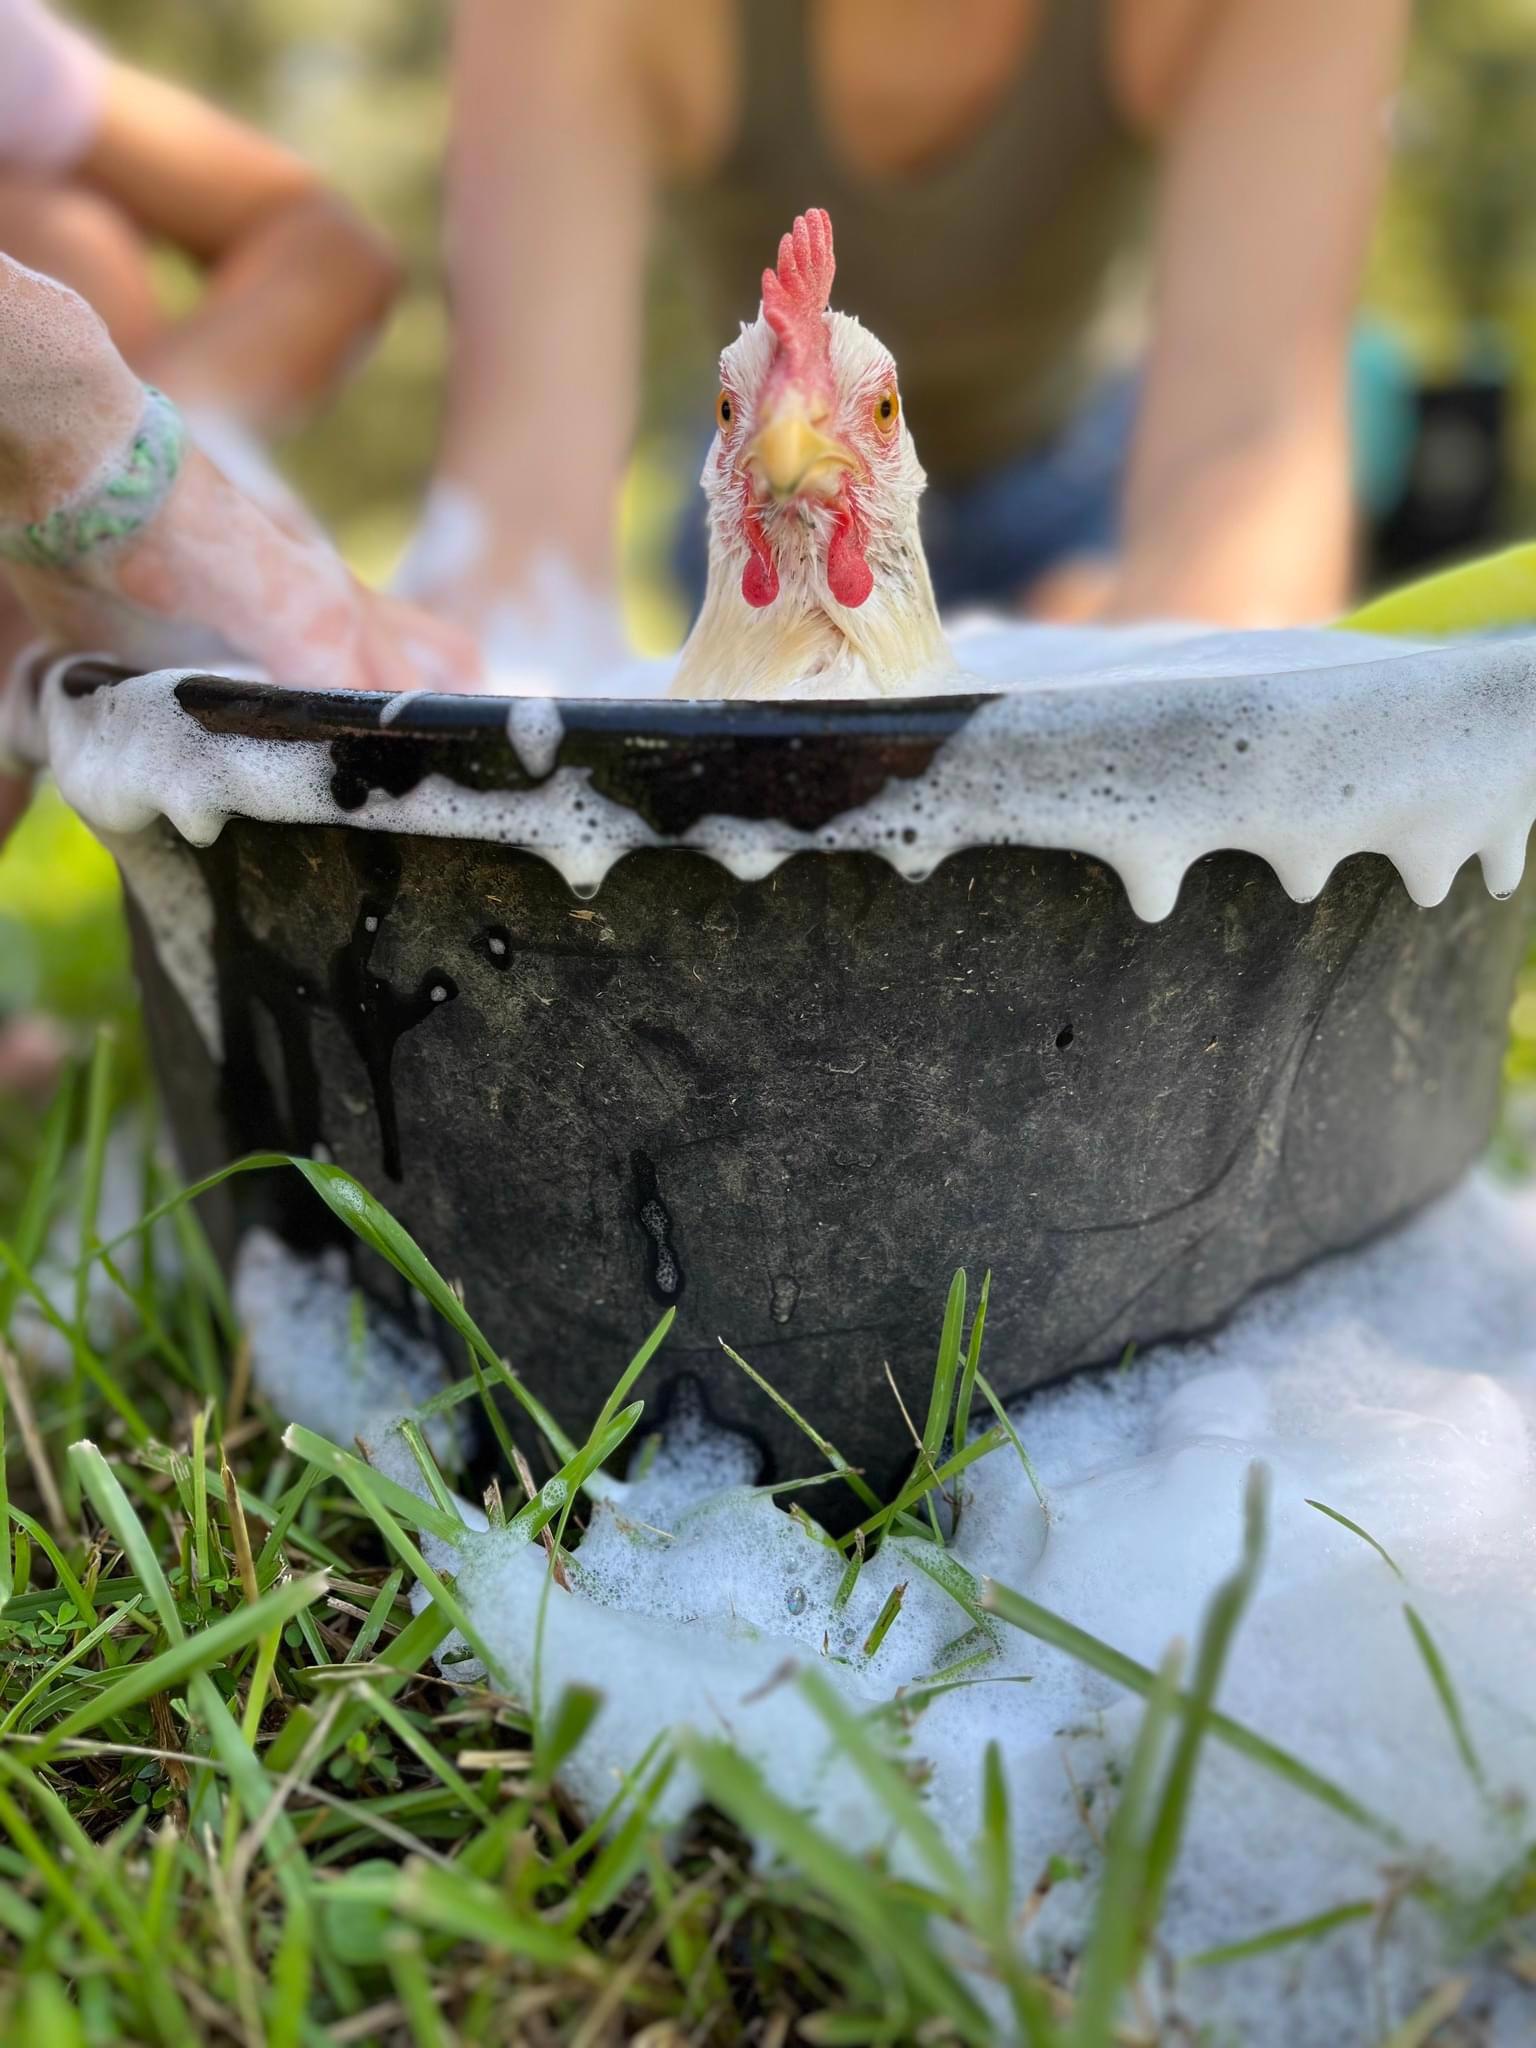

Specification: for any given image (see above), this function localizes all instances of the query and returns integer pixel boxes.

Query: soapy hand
[0,254,482,851]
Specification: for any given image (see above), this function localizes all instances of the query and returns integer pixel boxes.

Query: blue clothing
[673,375,1138,616]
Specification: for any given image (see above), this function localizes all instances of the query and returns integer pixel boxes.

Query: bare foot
[0,257,481,694]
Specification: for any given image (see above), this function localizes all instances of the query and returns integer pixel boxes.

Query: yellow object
[1339,541,1536,638]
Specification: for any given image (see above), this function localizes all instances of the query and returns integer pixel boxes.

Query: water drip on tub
[769,1274,801,1325]
[631,1149,684,1303]
[330,840,459,1182]
[200,834,326,1163]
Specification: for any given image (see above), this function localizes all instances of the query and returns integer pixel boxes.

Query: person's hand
[1,256,483,698]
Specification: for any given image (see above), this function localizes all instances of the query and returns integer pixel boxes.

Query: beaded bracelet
[0,385,184,572]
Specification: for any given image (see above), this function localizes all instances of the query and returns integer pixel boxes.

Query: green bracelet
[0,385,185,572]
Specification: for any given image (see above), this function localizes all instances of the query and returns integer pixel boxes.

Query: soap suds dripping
[31,624,1536,920]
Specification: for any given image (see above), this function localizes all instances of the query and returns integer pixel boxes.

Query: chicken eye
[873,386,900,437]
[717,389,735,432]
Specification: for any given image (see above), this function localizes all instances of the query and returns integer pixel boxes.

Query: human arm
[1096,0,1409,626]
[74,62,401,430]
[0,254,479,822]
[418,0,654,634]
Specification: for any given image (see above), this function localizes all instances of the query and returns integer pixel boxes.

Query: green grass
[0,1039,1532,2042]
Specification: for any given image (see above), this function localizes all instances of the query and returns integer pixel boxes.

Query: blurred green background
[3,0,1536,1123]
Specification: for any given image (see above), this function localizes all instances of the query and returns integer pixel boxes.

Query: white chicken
[671,209,953,700]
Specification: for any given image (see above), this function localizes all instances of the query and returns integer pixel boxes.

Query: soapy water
[229,1169,1536,2046]
[22,621,1536,923]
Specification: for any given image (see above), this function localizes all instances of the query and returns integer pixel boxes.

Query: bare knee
[0,179,163,360]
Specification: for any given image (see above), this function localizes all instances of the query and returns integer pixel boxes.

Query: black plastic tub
[61,662,1532,1509]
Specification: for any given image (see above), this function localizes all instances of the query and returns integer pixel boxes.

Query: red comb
[761,208,835,387]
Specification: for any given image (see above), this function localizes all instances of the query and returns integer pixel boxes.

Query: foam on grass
[368,1172,1536,2046]
[233,1226,461,1465]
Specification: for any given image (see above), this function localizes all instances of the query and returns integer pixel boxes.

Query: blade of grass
[288,1158,578,1462]
[328,1857,595,1971]
[1376,1977,1469,2048]
[973,1370,1046,1512]
[952,1270,990,1456]
[397,1419,460,1522]
[343,1568,405,1666]
[1305,1498,1402,1578]
[682,1734,994,2045]
[283,1425,467,1547]
[1306,1499,1485,1794]
[1139,1464,1269,1932]
[1184,1898,1376,1968]
[718,1339,882,1515]
[915,1271,966,1538]
[67,1438,316,1963]
[1065,1642,1183,2048]
[3,1503,95,1626]
[281,1426,503,1679]
[1403,1605,1484,1793]
[350,1680,491,1822]
[0,1066,76,1332]
[555,1750,679,1927]
[843,1427,1008,1549]
[861,1584,907,1661]
[800,1670,968,1898]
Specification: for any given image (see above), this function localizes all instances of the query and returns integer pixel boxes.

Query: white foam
[100,822,222,1058]
[505,695,564,779]
[391,1171,1536,2046]
[232,1226,460,1462]
[32,625,1536,922]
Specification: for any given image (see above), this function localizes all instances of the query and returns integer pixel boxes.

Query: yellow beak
[744,402,857,502]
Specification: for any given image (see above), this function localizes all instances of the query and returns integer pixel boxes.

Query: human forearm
[1111,383,1354,624]
[1106,0,1404,627]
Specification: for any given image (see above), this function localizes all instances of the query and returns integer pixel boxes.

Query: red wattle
[827,506,873,609]
[741,504,779,608]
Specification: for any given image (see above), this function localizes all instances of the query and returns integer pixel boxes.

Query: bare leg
[0,256,480,700]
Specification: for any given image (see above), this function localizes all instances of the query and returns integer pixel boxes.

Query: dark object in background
[94,673,1532,1528]
[1370,372,1510,582]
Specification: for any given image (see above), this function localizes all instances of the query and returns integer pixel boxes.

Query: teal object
[0,385,184,573]
[1349,322,1417,521]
